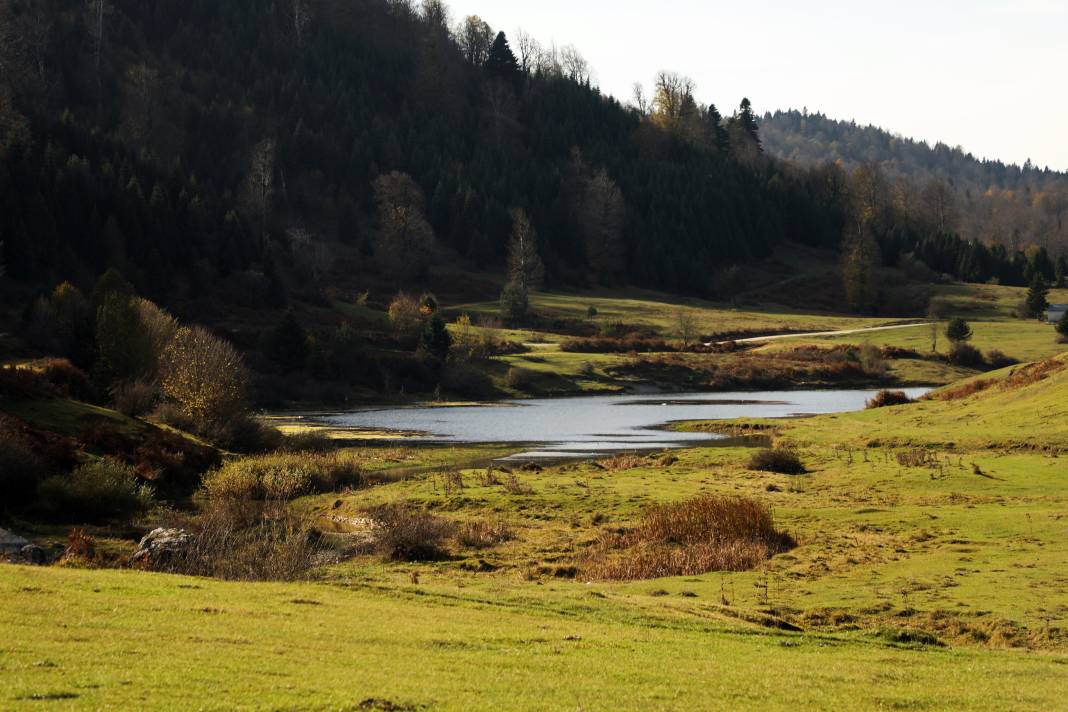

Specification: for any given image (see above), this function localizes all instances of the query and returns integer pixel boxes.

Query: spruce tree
[485,32,520,86]
[945,318,973,343]
[418,314,452,361]
[1025,275,1050,319]
[271,309,308,372]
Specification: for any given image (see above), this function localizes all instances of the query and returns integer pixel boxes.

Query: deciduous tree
[373,172,435,281]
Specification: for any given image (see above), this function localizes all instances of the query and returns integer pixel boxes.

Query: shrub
[111,379,158,416]
[388,293,424,339]
[947,342,985,369]
[367,503,453,561]
[503,366,538,390]
[747,448,806,475]
[202,452,363,501]
[583,495,794,580]
[560,335,674,353]
[40,359,97,402]
[441,362,495,398]
[38,460,154,524]
[155,500,319,581]
[856,343,887,377]
[159,326,249,427]
[866,390,915,409]
[418,314,452,361]
[0,418,47,509]
[455,518,514,549]
[985,350,1019,370]
[207,414,284,453]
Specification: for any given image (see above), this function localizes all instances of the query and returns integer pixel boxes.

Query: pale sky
[447,0,1068,171]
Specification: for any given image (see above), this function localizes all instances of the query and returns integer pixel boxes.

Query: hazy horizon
[447,0,1068,172]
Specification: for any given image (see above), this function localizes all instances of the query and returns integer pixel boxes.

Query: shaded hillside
[0,0,845,308]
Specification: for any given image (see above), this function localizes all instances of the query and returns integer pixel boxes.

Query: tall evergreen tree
[1025,274,1050,319]
[485,31,520,86]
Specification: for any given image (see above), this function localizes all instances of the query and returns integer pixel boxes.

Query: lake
[316,388,931,460]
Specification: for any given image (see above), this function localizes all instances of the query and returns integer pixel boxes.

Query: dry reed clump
[597,454,648,471]
[153,500,319,581]
[582,494,794,581]
[367,503,454,561]
[455,518,514,549]
[897,450,937,468]
[866,390,915,409]
[747,448,806,475]
[502,474,533,495]
[201,452,364,501]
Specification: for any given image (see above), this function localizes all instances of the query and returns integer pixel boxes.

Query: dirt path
[708,322,932,347]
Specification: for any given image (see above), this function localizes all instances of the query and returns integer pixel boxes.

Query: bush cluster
[866,390,915,409]
[201,452,364,501]
[367,504,454,561]
[747,448,806,475]
[37,460,154,524]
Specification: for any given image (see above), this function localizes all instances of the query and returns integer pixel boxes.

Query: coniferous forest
[3,0,1067,310]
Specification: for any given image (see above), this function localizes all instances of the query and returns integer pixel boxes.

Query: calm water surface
[318,388,930,460]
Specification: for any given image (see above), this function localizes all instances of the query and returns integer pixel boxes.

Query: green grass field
[5,281,1068,710]
[445,282,1068,396]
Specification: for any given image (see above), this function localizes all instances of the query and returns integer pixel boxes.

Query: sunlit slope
[791,355,1068,450]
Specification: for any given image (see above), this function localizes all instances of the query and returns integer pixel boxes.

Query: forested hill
[0,0,846,306]
[761,110,1068,253]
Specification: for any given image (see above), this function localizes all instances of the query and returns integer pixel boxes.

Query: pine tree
[945,318,973,343]
[485,32,520,86]
[737,98,761,151]
[418,314,452,361]
[1025,274,1050,319]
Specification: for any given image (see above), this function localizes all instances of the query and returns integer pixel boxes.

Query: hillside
[761,110,1068,255]
[0,0,844,308]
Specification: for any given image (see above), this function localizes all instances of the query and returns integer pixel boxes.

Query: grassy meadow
[4,280,1068,710]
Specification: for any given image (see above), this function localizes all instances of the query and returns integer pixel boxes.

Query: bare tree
[506,208,544,291]
[86,0,112,105]
[650,71,700,140]
[573,161,625,281]
[515,28,541,75]
[483,80,519,148]
[456,15,493,66]
[631,82,649,116]
[921,179,958,234]
[373,172,435,281]
[421,0,451,35]
[288,226,333,281]
[290,0,312,46]
[676,309,699,349]
[245,138,276,244]
[559,45,591,84]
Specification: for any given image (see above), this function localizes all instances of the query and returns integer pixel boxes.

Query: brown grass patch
[583,495,794,580]
[455,518,514,549]
[597,454,648,471]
